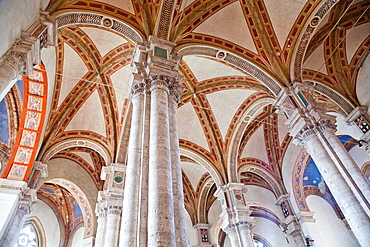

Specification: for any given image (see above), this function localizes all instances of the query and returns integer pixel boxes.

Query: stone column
[0,12,56,101]
[96,163,125,247]
[105,205,122,247]
[119,80,145,247]
[169,82,188,247]
[215,183,254,247]
[0,179,37,247]
[317,119,370,214]
[94,205,107,247]
[138,84,151,247]
[148,75,175,246]
[298,124,370,247]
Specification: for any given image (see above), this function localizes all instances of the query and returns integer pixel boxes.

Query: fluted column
[299,125,370,247]
[148,75,175,246]
[120,81,145,247]
[169,82,188,246]
[105,206,122,247]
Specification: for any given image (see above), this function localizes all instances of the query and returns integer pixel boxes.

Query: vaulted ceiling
[36,0,369,224]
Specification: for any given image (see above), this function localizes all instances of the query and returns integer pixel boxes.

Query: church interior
[0,0,369,246]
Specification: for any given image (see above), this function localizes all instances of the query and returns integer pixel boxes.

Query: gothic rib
[170,0,237,42]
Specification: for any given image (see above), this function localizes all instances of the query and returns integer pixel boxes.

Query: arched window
[14,217,45,247]
[253,234,272,247]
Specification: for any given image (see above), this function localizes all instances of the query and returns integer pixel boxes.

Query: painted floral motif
[25,112,41,130]
[8,164,28,180]
[20,130,37,147]
[27,96,43,111]
[14,147,32,164]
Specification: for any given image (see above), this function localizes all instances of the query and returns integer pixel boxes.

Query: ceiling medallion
[310,17,320,26]
[103,18,113,27]
[216,51,226,60]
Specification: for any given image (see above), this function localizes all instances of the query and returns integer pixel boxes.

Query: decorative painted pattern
[294,0,340,81]
[292,149,310,211]
[2,65,47,181]
[49,178,94,238]
[178,46,281,95]
[57,13,143,43]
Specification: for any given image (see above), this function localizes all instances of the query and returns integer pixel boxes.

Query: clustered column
[119,80,145,247]
[297,119,370,247]
[95,163,125,247]
[275,83,370,247]
[119,36,188,247]
[215,183,254,247]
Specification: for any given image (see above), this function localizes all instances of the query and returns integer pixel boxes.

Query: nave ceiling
[2,0,369,232]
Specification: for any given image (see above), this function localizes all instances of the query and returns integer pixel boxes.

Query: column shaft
[304,132,370,247]
[104,207,121,247]
[138,88,151,247]
[169,90,188,247]
[148,80,175,246]
[94,209,107,247]
[119,84,145,247]
[321,127,370,213]
[238,222,254,247]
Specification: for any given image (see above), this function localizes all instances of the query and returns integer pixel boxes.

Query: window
[253,234,272,247]
[14,224,38,247]
[14,217,45,247]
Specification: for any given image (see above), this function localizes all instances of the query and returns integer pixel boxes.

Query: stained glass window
[14,224,38,247]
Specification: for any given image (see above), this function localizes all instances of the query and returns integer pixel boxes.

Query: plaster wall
[0,0,50,58]
[185,210,199,246]
[28,199,60,247]
[282,142,302,214]
[39,158,98,225]
[357,53,370,107]
[349,145,370,169]
[244,185,284,220]
[71,226,84,247]
[208,199,223,246]
[305,195,360,247]
[253,217,291,247]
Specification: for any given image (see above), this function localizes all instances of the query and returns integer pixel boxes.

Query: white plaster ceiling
[241,124,269,164]
[346,23,370,62]
[182,55,246,82]
[303,43,328,75]
[65,90,107,137]
[264,0,308,47]
[194,1,257,53]
[177,103,210,151]
[109,64,132,118]
[80,27,129,58]
[277,114,289,145]
[206,89,256,139]
[59,43,88,106]
[356,54,370,106]
[181,161,208,190]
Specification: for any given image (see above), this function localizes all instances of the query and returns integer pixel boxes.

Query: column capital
[33,161,48,178]
[296,116,337,146]
[345,106,370,141]
[297,211,316,223]
[275,194,290,206]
